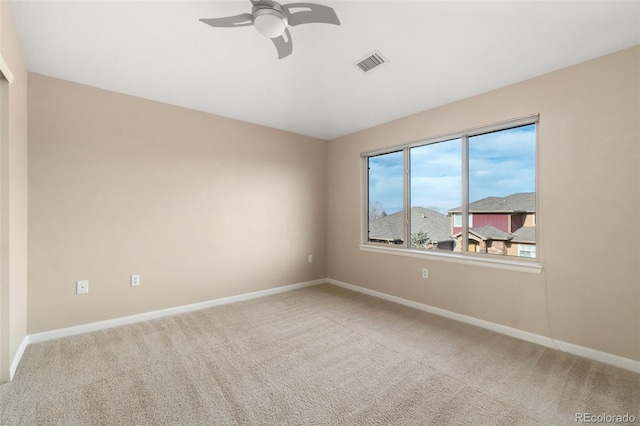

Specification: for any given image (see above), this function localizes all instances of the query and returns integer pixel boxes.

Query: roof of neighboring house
[453,225,513,241]
[448,192,535,213]
[369,212,404,242]
[512,227,536,244]
[369,207,452,243]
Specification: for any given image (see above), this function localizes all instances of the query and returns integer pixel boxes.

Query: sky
[368,124,535,215]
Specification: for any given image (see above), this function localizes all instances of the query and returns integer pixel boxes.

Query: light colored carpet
[1,283,638,425]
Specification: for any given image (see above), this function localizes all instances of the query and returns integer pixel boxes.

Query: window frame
[360,115,542,274]
[452,213,472,228]
[518,245,537,258]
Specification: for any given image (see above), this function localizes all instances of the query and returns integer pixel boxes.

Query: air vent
[354,50,388,73]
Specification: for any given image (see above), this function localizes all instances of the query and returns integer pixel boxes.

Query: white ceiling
[10,1,640,140]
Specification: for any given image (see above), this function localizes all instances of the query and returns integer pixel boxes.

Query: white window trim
[361,114,542,273]
[0,55,14,83]
[359,244,542,274]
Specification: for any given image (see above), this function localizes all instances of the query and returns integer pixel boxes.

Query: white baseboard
[10,336,29,381]
[327,278,640,373]
[28,279,325,345]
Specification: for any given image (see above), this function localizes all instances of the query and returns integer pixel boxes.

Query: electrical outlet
[308,255,313,263]
[130,274,140,287]
[76,280,89,295]
[422,268,429,279]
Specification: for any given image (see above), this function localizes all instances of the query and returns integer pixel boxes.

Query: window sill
[359,244,543,274]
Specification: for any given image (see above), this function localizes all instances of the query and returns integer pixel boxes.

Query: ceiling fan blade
[199,13,253,28]
[282,3,340,26]
[271,28,293,59]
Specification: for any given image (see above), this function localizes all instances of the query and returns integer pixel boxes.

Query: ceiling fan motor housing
[252,2,288,38]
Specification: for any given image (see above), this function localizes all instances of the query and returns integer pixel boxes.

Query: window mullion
[403,147,410,248]
[363,157,370,245]
[461,135,469,253]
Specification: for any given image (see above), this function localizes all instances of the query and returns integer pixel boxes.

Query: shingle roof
[449,192,535,213]
[369,207,452,243]
[369,212,404,242]
[469,225,513,240]
[452,225,513,241]
[410,207,453,242]
[512,227,536,243]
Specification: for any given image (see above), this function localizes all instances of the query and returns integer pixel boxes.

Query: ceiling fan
[199,0,341,59]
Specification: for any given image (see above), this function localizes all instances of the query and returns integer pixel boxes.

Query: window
[367,151,404,244]
[364,116,538,263]
[452,213,472,228]
[518,245,536,258]
[409,139,460,251]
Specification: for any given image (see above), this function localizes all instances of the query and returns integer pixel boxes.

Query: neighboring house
[369,193,536,257]
[449,192,536,257]
[369,207,454,251]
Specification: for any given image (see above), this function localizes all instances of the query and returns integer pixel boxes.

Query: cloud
[410,139,461,176]
[469,125,535,201]
[409,140,462,211]
[410,176,461,212]
[369,151,404,213]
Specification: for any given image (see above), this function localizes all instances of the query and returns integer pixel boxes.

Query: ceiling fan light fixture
[253,9,288,38]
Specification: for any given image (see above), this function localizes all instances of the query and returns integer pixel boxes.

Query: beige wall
[327,47,640,361]
[523,213,535,228]
[0,0,29,382]
[28,74,327,333]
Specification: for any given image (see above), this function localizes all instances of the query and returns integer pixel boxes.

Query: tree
[411,230,433,249]
[368,201,387,221]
